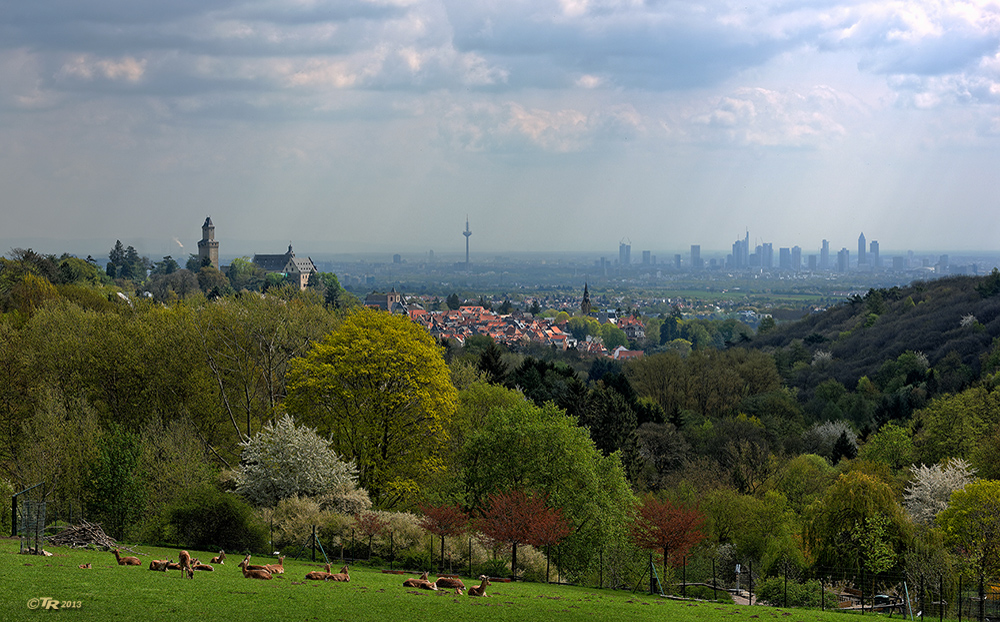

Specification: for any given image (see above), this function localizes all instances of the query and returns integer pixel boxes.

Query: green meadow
[0,540,859,622]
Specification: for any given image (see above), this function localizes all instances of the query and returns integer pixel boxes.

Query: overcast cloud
[2,0,999,257]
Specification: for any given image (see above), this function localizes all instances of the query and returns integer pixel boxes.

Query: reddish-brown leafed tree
[476,489,571,581]
[354,511,389,560]
[527,503,573,583]
[419,503,469,573]
[630,495,706,582]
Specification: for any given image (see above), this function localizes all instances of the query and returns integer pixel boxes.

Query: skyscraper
[791,246,802,272]
[619,241,631,266]
[820,239,830,270]
[690,245,702,270]
[858,232,867,265]
[762,243,773,269]
[869,240,880,268]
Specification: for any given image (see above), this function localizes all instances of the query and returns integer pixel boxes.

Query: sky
[3,0,1000,258]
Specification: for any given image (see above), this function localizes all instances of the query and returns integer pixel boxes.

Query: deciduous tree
[475,490,569,581]
[937,479,1000,579]
[419,503,468,572]
[630,495,706,582]
[286,308,457,507]
[234,414,358,508]
[904,458,976,526]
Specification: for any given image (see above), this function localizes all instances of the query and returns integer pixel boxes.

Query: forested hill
[746,273,1000,400]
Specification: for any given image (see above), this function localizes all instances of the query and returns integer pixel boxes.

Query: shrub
[755,576,822,608]
[162,486,267,552]
[269,495,328,550]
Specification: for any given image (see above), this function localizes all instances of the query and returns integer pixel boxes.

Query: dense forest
[4,247,1000,595]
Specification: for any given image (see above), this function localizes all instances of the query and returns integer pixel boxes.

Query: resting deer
[191,559,214,571]
[240,554,269,572]
[210,550,226,565]
[78,563,92,569]
[328,565,350,582]
[304,563,333,581]
[113,549,141,566]
[403,571,437,590]
[166,561,182,570]
[149,559,170,571]
[435,575,465,589]
[468,575,491,597]
[240,560,272,580]
[263,556,285,575]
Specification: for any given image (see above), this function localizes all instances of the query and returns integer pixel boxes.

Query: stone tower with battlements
[198,217,220,269]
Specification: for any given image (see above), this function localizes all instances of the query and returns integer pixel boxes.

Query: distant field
[0,539,857,622]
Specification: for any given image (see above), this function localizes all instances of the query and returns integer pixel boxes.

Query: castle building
[252,243,318,290]
[197,217,220,269]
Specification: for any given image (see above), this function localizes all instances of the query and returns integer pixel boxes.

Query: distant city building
[761,243,773,269]
[858,232,867,265]
[838,247,850,272]
[779,247,791,270]
[869,240,879,268]
[690,245,702,270]
[791,246,802,272]
[642,250,651,265]
[821,239,830,270]
[197,217,220,270]
[893,256,906,271]
[808,255,817,271]
[674,254,682,270]
[393,254,402,264]
[252,243,318,290]
[731,231,750,268]
[619,241,631,266]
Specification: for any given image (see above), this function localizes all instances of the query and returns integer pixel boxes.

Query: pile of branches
[48,520,135,552]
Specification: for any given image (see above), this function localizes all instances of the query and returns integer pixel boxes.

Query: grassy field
[0,539,856,622]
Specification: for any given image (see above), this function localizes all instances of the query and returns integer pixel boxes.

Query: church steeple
[581,282,592,315]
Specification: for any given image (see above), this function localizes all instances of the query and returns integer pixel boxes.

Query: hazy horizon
[3,1,1000,254]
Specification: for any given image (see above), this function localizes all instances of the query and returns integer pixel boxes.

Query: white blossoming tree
[235,414,360,507]
[904,458,976,526]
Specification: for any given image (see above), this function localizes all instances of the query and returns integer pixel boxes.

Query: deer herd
[108,547,493,597]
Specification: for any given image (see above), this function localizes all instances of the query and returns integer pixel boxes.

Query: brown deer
[304,563,333,581]
[210,550,226,565]
[113,549,141,566]
[263,556,285,575]
[468,575,491,597]
[240,561,272,580]
[178,550,192,576]
[78,563,92,569]
[328,565,350,582]
[240,554,269,572]
[148,559,170,571]
[191,559,214,571]
[403,571,437,590]
[435,575,465,589]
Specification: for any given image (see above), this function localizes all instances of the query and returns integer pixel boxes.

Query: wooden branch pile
[48,521,132,552]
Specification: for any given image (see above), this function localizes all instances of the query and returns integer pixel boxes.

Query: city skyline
[3,1,1000,254]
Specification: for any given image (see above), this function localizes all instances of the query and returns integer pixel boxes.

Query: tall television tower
[463,216,472,271]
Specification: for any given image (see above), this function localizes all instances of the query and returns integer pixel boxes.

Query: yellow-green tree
[937,479,1000,580]
[285,308,457,507]
[805,470,910,573]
